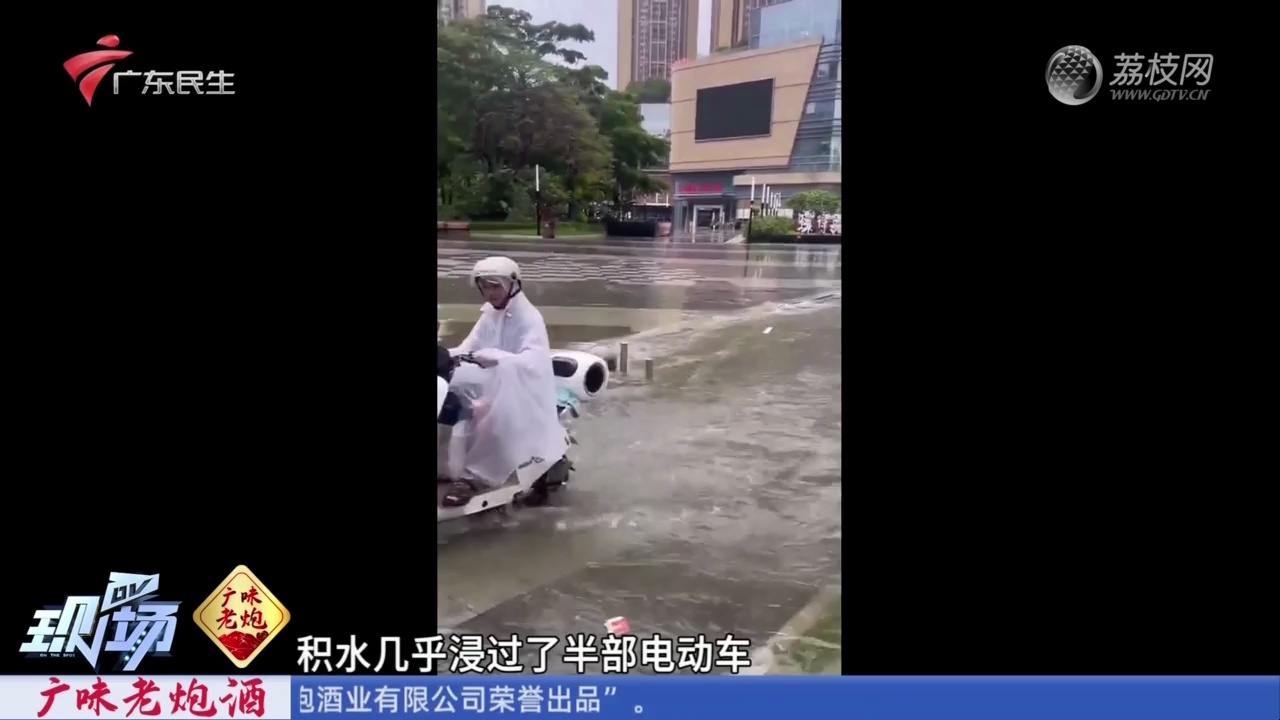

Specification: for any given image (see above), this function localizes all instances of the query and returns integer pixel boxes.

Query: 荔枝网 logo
[1045,45,1104,105]
[1047,46,1215,105]
[63,34,235,107]
[194,565,290,668]
[18,572,179,672]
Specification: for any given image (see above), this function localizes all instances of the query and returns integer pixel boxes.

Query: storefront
[670,172,738,231]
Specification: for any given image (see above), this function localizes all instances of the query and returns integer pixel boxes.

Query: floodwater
[438,237,841,345]
[437,237,842,674]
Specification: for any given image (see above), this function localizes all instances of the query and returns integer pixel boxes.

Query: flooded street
[437,237,842,674]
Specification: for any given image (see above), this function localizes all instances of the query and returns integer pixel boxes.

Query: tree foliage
[785,190,842,215]
[750,215,798,237]
[437,6,669,220]
[625,77,671,103]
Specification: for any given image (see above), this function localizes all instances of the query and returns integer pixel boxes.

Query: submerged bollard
[619,342,629,375]
[644,357,655,381]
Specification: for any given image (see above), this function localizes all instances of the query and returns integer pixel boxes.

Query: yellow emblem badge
[194,565,291,669]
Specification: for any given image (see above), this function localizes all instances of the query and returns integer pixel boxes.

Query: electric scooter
[436,345,609,522]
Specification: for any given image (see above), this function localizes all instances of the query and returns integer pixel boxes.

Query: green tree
[559,63,612,114]
[485,5,595,65]
[436,7,670,220]
[625,77,671,103]
[750,215,797,238]
[785,190,841,215]
[598,92,669,203]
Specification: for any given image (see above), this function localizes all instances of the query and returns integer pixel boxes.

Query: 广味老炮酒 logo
[194,565,290,669]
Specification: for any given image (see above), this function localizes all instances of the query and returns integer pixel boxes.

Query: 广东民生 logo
[63,34,235,107]
[63,35,132,107]
[1045,45,1104,106]
[194,565,290,668]
[18,571,179,672]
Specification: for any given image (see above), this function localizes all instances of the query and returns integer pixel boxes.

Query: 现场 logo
[194,565,290,669]
[64,34,132,107]
[1045,45,1104,106]
[18,572,180,672]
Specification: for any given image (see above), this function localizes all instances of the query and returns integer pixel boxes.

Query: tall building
[709,0,791,51]
[617,0,700,90]
[438,0,486,22]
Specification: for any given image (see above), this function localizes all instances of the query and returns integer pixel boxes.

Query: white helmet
[471,256,522,295]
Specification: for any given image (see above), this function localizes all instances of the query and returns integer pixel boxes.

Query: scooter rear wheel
[523,477,550,507]
[522,457,571,507]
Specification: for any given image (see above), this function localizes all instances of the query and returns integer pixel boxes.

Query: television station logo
[18,572,179,672]
[64,34,235,107]
[1045,45,1214,106]
[1045,45,1104,105]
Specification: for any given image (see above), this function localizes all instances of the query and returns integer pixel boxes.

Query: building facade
[709,0,792,51]
[438,0,486,22]
[617,0,700,90]
[669,0,840,230]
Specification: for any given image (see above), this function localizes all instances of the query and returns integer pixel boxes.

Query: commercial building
[668,0,840,230]
[617,0,700,89]
[709,0,793,51]
[438,0,486,22]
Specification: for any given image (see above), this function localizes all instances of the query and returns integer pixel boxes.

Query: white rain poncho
[444,292,564,487]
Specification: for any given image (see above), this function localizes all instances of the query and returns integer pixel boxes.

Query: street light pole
[534,164,542,237]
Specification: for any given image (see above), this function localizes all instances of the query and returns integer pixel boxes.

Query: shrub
[750,215,797,237]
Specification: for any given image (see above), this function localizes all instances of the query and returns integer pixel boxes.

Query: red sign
[679,182,723,194]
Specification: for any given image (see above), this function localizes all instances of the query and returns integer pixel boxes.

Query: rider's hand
[473,354,499,368]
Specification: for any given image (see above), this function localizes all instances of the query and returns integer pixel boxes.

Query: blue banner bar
[291,676,1280,719]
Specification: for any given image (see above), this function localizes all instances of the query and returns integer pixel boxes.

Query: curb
[461,233,606,241]
[740,584,842,676]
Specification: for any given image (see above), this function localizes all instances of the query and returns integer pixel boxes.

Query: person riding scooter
[440,257,563,508]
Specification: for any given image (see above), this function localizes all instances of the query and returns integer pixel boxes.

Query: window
[805,102,816,115]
